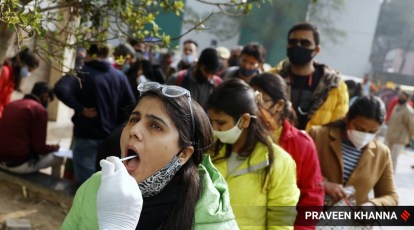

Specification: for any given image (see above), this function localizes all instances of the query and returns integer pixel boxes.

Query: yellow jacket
[210,142,300,230]
[269,60,349,132]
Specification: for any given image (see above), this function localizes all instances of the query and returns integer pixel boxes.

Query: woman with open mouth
[61,82,239,230]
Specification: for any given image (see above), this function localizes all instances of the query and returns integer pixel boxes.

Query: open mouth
[127,149,139,158]
[124,148,140,172]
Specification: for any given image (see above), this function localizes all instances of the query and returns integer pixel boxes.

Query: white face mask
[213,118,243,144]
[182,54,195,65]
[20,66,31,78]
[346,129,376,150]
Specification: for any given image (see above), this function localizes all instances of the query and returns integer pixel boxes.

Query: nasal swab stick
[120,155,138,161]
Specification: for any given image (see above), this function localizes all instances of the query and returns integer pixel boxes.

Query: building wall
[384,48,414,76]
[314,0,382,78]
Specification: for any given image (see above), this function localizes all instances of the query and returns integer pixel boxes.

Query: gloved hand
[97,156,143,230]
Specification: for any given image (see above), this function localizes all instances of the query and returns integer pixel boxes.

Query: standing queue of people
[0,21,402,229]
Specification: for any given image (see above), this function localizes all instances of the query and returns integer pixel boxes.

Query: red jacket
[385,97,414,123]
[0,95,56,164]
[0,63,14,117]
[279,120,324,229]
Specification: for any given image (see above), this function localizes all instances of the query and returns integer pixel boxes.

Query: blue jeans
[72,138,102,184]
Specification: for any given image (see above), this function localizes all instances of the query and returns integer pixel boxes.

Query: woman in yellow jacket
[206,79,300,230]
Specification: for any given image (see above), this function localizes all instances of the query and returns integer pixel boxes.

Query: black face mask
[239,67,257,77]
[287,46,314,66]
[398,98,407,105]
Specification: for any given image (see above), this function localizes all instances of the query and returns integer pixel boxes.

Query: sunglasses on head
[288,38,313,48]
[137,82,195,144]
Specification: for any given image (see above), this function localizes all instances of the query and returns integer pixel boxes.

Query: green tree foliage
[0,0,266,69]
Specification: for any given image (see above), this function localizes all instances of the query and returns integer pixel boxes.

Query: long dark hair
[249,73,297,125]
[138,89,214,230]
[11,48,39,90]
[326,95,385,128]
[206,78,274,186]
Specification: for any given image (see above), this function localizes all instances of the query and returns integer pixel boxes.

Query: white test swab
[120,155,138,161]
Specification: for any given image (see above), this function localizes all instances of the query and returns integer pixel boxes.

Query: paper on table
[53,148,73,159]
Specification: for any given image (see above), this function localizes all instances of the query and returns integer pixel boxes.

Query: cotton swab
[120,155,138,161]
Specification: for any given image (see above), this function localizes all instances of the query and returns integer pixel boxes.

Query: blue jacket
[55,60,135,139]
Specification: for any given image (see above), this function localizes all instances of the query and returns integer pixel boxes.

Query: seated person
[0,82,62,177]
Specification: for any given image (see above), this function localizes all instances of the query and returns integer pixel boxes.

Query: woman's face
[120,96,182,182]
[239,54,260,71]
[207,109,237,131]
[346,115,380,134]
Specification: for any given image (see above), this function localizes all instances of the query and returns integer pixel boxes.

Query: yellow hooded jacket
[210,142,300,230]
[269,60,349,132]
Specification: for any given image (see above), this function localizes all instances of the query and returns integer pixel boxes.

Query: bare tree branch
[194,0,261,7]
[171,11,216,41]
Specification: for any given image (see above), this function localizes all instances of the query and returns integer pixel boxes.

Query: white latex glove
[97,156,143,230]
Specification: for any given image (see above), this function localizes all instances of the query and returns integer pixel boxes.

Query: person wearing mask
[250,73,324,229]
[206,79,299,229]
[269,22,348,131]
[384,86,414,123]
[177,39,199,71]
[0,82,62,177]
[223,42,266,83]
[54,43,136,184]
[61,82,238,230]
[309,95,398,206]
[113,43,137,73]
[0,48,39,117]
[167,48,222,109]
[159,52,177,80]
[385,91,414,171]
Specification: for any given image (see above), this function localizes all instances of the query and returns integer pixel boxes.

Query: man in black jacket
[54,44,136,184]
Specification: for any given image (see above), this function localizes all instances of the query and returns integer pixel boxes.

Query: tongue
[125,157,139,172]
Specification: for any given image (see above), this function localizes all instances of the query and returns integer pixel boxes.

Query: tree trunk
[0,22,16,72]
[48,1,80,121]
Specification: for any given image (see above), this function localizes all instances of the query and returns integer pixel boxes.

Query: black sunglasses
[288,38,313,48]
